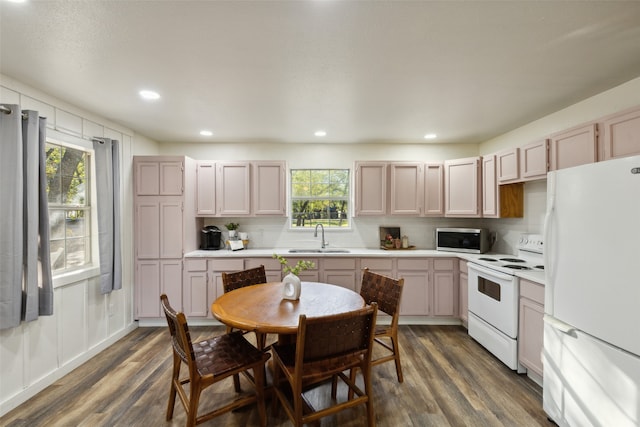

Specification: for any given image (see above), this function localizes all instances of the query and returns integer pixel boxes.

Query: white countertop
[185,248,546,285]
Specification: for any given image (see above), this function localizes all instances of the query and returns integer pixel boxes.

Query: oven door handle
[468,262,514,281]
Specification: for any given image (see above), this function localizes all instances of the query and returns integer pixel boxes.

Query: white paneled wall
[0,75,144,416]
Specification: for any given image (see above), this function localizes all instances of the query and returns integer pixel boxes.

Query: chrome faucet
[314,224,327,248]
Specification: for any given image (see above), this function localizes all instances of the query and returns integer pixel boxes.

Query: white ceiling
[2,1,640,145]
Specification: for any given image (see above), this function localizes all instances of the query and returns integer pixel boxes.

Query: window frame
[45,129,100,288]
[289,168,351,230]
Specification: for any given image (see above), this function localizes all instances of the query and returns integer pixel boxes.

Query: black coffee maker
[201,225,223,250]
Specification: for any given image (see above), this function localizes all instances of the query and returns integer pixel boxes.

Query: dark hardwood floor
[1,325,554,427]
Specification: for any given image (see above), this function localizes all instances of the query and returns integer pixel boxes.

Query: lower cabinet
[136,259,182,318]
[397,258,430,315]
[432,258,457,317]
[183,259,209,317]
[321,258,358,291]
[518,279,545,378]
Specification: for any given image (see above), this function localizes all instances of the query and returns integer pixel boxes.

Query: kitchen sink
[288,248,350,254]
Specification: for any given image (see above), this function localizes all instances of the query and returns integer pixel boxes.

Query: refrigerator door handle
[544,315,578,336]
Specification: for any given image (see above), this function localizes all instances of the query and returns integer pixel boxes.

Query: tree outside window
[290,169,349,228]
[45,142,91,271]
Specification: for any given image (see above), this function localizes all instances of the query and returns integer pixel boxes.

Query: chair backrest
[161,294,196,367]
[360,268,404,318]
[296,303,377,367]
[222,265,267,293]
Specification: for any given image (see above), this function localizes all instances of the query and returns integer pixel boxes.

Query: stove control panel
[518,234,544,254]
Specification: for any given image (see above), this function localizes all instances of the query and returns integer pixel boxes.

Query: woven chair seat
[194,332,268,378]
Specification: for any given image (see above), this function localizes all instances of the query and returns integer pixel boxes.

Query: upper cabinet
[519,139,549,181]
[135,157,184,196]
[195,160,287,217]
[483,154,524,219]
[600,106,640,161]
[252,161,287,216]
[549,123,598,171]
[195,161,216,216]
[497,148,520,184]
[423,163,444,216]
[389,162,423,215]
[482,155,498,217]
[444,157,482,218]
[216,162,252,216]
[354,162,387,216]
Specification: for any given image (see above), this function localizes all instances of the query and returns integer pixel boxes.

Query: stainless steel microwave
[436,228,490,254]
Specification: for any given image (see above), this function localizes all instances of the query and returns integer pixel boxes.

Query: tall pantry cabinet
[133,156,198,318]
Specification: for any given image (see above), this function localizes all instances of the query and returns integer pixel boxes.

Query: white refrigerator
[543,154,640,427]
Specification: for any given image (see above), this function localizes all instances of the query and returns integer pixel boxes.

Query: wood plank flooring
[1,325,555,427]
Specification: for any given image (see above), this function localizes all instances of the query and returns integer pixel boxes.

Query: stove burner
[478,257,498,262]
[503,264,531,270]
[499,257,525,263]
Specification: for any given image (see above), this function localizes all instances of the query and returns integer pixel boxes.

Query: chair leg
[362,365,376,427]
[254,364,267,427]
[186,380,202,427]
[166,355,181,420]
[391,334,403,383]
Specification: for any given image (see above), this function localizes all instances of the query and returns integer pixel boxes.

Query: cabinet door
[135,199,160,259]
[159,161,184,195]
[160,200,183,259]
[253,161,286,216]
[184,270,209,317]
[136,260,160,318]
[444,157,481,217]
[354,162,387,216]
[135,161,160,195]
[398,271,430,315]
[390,162,423,215]
[196,161,216,216]
[423,163,444,216]
[601,106,640,160]
[459,261,468,323]
[322,258,357,290]
[433,258,457,317]
[433,271,456,316]
[549,123,598,170]
[217,162,251,216]
[482,154,498,218]
[497,148,519,183]
[161,260,183,312]
[519,297,544,376]
[520,139,548,180]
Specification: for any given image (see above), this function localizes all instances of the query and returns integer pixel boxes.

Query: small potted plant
[224,222,239,238]
[273,254,315,300]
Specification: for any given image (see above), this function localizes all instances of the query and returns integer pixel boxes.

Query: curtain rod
[0,104,28,119]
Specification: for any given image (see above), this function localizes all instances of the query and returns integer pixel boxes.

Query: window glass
[290,169,349,228]
[45,142,91,272]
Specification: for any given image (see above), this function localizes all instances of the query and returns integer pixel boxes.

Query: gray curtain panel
[93,138,122,294]
[0,105,53,330]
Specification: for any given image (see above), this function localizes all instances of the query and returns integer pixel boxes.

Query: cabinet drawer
[185,259,207,272]
[360,258,393,271]
[286,258,319,270]
[397,258,429,271]
[209,259,244,272]
[520,279,544,304]
[323,258,357,270]
[245,257,281,271]
[433,258,455,271]
[459,259,468,274]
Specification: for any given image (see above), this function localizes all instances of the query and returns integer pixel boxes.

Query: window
[45,140,92,272]
[290,169,350,228]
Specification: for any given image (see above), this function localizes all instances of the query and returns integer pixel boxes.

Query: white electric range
[466,234,544,370]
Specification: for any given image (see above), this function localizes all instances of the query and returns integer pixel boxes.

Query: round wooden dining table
[211,281,365,337]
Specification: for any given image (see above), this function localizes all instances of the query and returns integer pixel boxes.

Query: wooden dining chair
[359,268,405,382]
[160,294,270,427]
[271,303,378,427]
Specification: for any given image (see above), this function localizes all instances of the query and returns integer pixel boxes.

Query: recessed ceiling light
[424,133,437,140]
[200,130,213,137]
[139,90,160,100]
[314,130,327,137]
